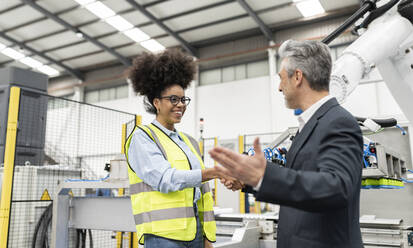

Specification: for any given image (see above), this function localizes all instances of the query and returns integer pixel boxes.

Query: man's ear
[295,69,304,86]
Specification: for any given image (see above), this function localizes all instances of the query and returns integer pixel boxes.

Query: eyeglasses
[159,95,191,106]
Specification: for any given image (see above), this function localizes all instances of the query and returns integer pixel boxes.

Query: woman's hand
[201,167,244,190]
[220,176,244,191]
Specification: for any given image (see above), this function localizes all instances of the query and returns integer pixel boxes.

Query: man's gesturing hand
[209,138,266,187]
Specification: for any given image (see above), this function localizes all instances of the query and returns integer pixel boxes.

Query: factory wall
[45,14,412,170]
[90,69,408,140]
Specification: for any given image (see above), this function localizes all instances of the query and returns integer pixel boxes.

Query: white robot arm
[330,0,413,122]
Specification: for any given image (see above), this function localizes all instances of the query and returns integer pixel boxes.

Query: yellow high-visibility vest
[125,123,216,245]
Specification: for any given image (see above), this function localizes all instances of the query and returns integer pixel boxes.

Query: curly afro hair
[128,49,196,114]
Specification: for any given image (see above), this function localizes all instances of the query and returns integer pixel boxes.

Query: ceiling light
[140,39,165,52]
[1,47,25,60]
[294,0,325,17]
[105,15,134,31]
[124,28,150,43]
[76,31,84,38]
[84,1,115,19]
[74,0,95,5]
[19,57,44,68]
[37,65,60,77]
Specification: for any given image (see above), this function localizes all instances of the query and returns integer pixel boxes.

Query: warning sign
[68,190,74,197]
[40,189,51,201]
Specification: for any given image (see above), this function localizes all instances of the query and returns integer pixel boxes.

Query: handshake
[207,137,267,189]
[201,166,245,191]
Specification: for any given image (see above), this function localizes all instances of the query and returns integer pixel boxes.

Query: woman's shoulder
[131,126,153,142]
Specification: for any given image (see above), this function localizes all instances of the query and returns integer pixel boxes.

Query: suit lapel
[286,98,339,169]
[287,119,317,169]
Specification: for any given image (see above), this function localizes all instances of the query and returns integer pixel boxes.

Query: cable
[75,229,93,248]
[88,229,93,248]
[363,127,384,135]
[401,178,413,183]
[32,203,52,248]
[31,203,53,248]
[356,116,397,128]
[396,124,407,135]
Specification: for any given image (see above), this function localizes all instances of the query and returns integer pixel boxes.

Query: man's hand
[201,167,244,190]
[209,138,266,187]
[204,238,213,248]
[220,177,244,191]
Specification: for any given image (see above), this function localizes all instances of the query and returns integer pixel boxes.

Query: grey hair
[278,40,332,91]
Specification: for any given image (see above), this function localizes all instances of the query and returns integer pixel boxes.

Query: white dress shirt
[253,95,333,191]
[297,95,333,132]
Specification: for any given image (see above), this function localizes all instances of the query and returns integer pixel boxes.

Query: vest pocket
[151,217,187,233]
[150,190,186,209]
[149,191,192,233]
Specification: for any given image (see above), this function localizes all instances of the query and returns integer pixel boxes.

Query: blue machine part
[247,146,287,166]
[363,142,377,168]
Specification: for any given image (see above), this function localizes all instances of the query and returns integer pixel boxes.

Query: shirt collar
[297,95,333,131]
[152,119,179,137]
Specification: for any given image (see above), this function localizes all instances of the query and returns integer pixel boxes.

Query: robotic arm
[329,0,413,122]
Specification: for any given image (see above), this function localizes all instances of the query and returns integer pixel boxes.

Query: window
[199,60,269,86]
[200,69,221,85]
[116,85,129,99]
[222,66,235,82]
[247,60,268,78]
[235,64,246,80]
[48,93,74,110]
[84,84,129,104]
[85,90,99,103]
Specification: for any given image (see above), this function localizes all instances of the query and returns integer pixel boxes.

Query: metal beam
[1,3,358,71]
[4,0,168,34]
[155,2,293,40]
[125,0,198,57]
[0,3,25,15]
[190,5,359,48]
[21,0,131,66]
[236,0,274,41]
[9,0,234,48]
[0,31,84,80]
[38,1,279,57]
[3,5,79,34]
[5,0,236,60]
[1,4,357,68]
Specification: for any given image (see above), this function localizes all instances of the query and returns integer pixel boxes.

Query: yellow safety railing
[238,135,245,214]
[214,137,218,206]
[121,115,141,248]
[117,122,128,248]
[0,87,21,248]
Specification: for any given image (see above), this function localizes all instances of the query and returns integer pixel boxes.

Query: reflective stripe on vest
[125,124,216,244]
[134,206,195,225]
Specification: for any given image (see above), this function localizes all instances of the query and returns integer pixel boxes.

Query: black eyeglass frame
[158,95,191,106]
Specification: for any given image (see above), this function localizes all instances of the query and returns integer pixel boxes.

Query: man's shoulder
[321,103,360,129]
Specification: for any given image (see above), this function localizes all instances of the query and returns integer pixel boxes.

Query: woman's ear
[153,98,160,112]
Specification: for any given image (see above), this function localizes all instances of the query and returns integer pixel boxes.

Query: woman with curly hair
[125,49,234,248]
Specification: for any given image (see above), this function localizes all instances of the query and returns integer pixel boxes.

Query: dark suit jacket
[255,98,364,248]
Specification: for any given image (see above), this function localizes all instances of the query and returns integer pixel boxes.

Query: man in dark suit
[210,40,364,248]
